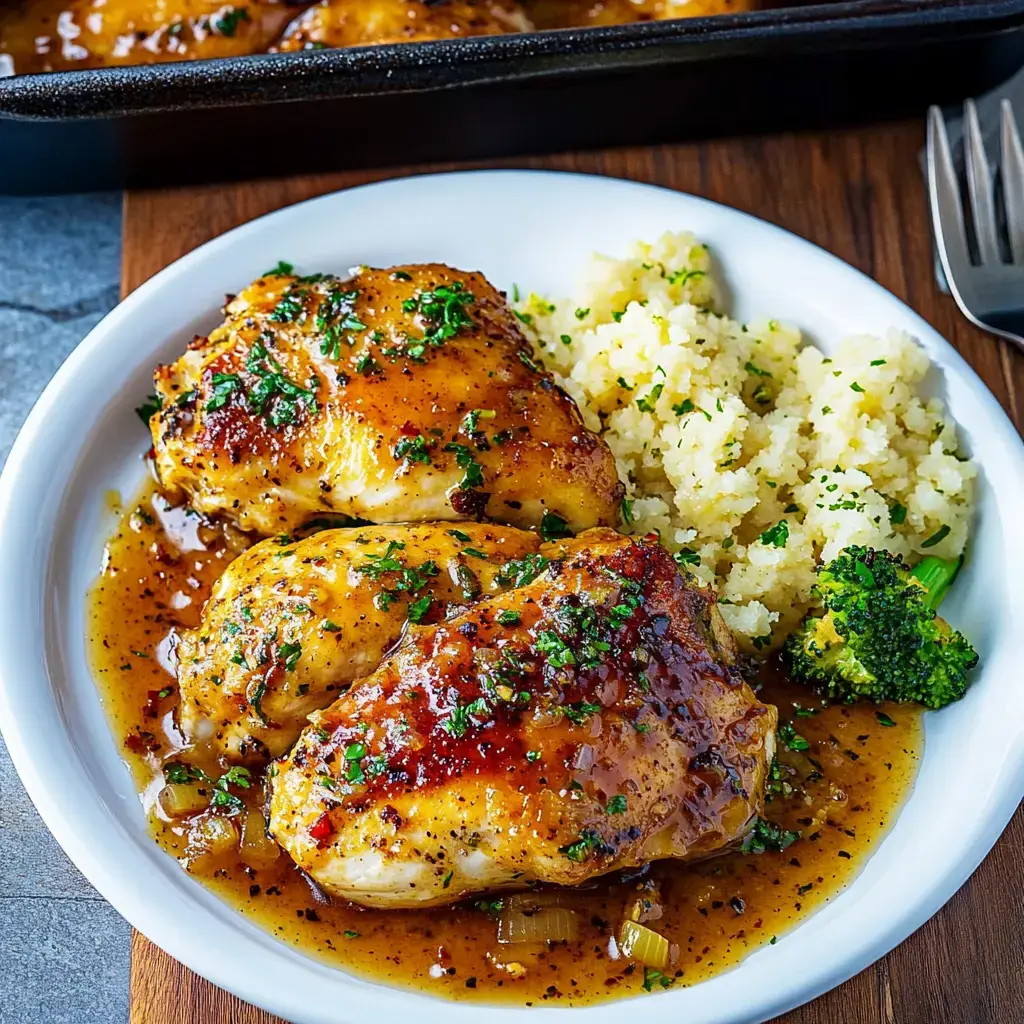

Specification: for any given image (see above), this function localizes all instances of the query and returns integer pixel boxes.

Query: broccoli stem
[910,555,963,611]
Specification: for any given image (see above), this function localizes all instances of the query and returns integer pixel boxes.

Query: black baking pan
[0,0,1022,194]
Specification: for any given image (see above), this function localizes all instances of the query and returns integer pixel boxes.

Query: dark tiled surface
[0,192,128,1024]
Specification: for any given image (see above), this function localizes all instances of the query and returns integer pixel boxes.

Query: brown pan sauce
[87,478,922,1005]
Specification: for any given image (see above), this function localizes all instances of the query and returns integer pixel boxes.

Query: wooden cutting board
[123,120,1024,1024]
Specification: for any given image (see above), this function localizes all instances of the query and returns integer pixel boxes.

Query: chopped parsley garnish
[393,434,432,465]
[889,501,908,525]
[441,696,490,738]
[404,281,474,354]
[574,307,590,320]
[920,524,950,548]
[667,267,704,287]
[356,541,406,579]
[460,408,495,434]
[269,289,305,323]
[745,361,772,378]
[205,373,241,412]
[496,609,521,626]
[136,393,162,424]
[536,631,576,668]
[355,354,379,375]
[741,816,801,854]
[642,968,675,992]
[316,287,364,359]
[621,498,635,525]
[539,510,571,542]
[442,870,454,889]
[242,340,318,426]
[562,701,602,724]
[758,520,789,548]
[876,711,896,727]
[778,721,810,752]
[342,742,369,785]
[636,383,664,413]
[605,794,627,815]
[455,563,480,601]
[448,529,472,542]
[850,381,866,393]
[163,762,251,811]
[444,442,484,489]
[673,548,700,566]
[248,678,268,723]
[359,544,439,610]
[278,641,301,672]
[672,398,694,416]
[407,595,433,624]
[463,548,489,561]
[559,829,600,862]
[214,5,249,36]
[525,750,541,763]
[264,260,294,276]
[496,554,549,588]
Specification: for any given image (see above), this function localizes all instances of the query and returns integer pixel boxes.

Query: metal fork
[927,99,1024,350]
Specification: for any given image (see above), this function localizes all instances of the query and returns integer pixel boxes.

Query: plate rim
[1,168,1023,1024]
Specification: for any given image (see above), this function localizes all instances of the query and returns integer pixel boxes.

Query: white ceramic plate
[1,171,1022,1024]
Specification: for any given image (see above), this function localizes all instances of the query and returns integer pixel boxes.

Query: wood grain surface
[123,120,1024,1024]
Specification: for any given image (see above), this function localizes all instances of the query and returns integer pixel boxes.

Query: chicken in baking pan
[526,0,752,29]
[0,0,754,75]
[267,529,777,908]
[176,520,541,759]
[147,263,623,538]
[274,0,531,50]
[0,0,298,74]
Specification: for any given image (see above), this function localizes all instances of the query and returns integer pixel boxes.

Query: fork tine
[964,99,1001,264]
[1000,98,1024,264]
[927,106,972,281]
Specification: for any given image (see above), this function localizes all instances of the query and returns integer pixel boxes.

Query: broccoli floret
[784,546,978,709]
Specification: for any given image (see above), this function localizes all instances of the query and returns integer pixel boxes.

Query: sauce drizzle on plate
[87,479,923,1005]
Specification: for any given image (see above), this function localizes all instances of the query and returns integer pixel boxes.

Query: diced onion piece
[239,809,280,869]
[187,814,238,861]
[504,891,566,912]
[618,920,669,969]
[158,783,208,818]
[498,906,579,945]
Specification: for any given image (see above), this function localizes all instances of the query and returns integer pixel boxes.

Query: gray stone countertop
[0,193,128,1024]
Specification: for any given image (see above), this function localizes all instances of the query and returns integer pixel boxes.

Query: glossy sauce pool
[87,479,924,1006]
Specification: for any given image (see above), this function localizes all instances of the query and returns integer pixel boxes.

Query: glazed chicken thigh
[148,264,622,537]
[268,529,776,908]
[177,521,540,759]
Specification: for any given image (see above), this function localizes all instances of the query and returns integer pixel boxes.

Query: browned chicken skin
[148,264,623,538]
[275,0,530,50]
[268,529,776,908]
[177,521,541,759]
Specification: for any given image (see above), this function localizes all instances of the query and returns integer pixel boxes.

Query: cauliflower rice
[519,232,976,647]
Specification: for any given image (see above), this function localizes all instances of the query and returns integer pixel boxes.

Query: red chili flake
[124,733,147,755]
[142,690,162,720]
[309,811,334,847]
